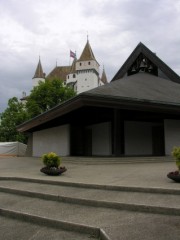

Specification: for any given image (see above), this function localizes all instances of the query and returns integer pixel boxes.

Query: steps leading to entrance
[0,177,180,240]
[61,156,174,164]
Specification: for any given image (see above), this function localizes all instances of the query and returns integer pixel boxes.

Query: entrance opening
[152,125,165,156]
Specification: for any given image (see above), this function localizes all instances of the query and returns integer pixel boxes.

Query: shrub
[172,147,180,161]
[42,152,61,168]
[172,147,180,171]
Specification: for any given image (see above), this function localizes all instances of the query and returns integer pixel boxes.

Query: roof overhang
[17,93,180,133]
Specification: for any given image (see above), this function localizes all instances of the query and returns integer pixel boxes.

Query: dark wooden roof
[112,42,180,84]
[86,72,180,104]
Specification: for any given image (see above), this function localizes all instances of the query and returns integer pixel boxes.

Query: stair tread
[0,192,180,240]
[0,215,92,240]
[0,180,180,209]
[1,179,180,240]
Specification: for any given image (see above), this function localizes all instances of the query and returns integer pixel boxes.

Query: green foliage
[0,78,75,144]
[0,97,29,143]
[26,78,76,118]
[172,147,180,161]
[42,152,61,168]
[172,147,180,170]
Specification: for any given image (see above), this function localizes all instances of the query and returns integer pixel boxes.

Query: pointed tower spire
[78,39,97,61]
[32,57,45,87]
[33,57,45,79]
[101,66,108,84]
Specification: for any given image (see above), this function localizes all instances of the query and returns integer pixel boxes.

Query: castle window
[73,74,76,78]
[80,63,82,66]
[68,75,69,79]
[88,62,91,65]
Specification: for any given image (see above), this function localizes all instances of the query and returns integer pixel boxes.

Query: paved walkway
[0,156,180,240]
[0,156,178,189]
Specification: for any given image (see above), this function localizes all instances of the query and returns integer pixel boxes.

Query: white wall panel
[33,125,70,157]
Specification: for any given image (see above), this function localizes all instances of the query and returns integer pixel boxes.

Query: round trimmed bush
[42,152,61,168]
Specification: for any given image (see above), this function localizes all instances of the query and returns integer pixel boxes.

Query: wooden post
[112,109,125,156]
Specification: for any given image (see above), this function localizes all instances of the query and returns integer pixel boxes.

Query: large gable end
[112,42,180,83]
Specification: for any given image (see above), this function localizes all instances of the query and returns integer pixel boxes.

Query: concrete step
[61,156,174,164]
[0,178,180,240]
[0,178,180,212]
[0,213,96,240]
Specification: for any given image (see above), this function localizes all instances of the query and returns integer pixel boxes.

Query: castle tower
[101,66,108,84]
[66,57,77,90]
[32,57,45,87]
[75,39,100,94]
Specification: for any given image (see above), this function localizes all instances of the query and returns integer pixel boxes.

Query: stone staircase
[61,156,174,164]
[0,177,180,240]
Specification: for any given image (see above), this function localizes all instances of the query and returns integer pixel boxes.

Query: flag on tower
[70,50,76,58]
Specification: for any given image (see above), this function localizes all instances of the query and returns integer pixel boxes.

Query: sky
[0,0,180,113]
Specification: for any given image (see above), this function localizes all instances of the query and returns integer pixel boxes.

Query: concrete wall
[33,125,70,157]
[92,122,111,155]
[164,119,180,155]
[124,121,153,155]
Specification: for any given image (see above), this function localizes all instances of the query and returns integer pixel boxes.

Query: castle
[32,39,108,94]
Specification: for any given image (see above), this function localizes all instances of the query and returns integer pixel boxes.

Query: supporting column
[112,109,125,156]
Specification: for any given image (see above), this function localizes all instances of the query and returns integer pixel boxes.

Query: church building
[18,42,180,158]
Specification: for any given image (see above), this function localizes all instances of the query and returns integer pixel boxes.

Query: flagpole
[69,50,71,66]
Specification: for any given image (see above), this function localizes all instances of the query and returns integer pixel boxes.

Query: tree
[0,97,29,143]
[26,78,76,118]
[0,78,76,144]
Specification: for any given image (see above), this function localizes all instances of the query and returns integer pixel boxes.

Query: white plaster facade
[31,119,180,157]
[66,60,101,94]
[33,125,70,157]
[33,78,45,88]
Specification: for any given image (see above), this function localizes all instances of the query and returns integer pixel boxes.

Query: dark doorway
[70,125,84,156]
[152,125,165,156]
[84,128,92,156]
[70,126,92,156]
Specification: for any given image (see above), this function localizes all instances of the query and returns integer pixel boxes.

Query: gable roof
[46,66,71,81]
[33,58,44,79]
[77,40,98,62]
[111,42,180,83]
